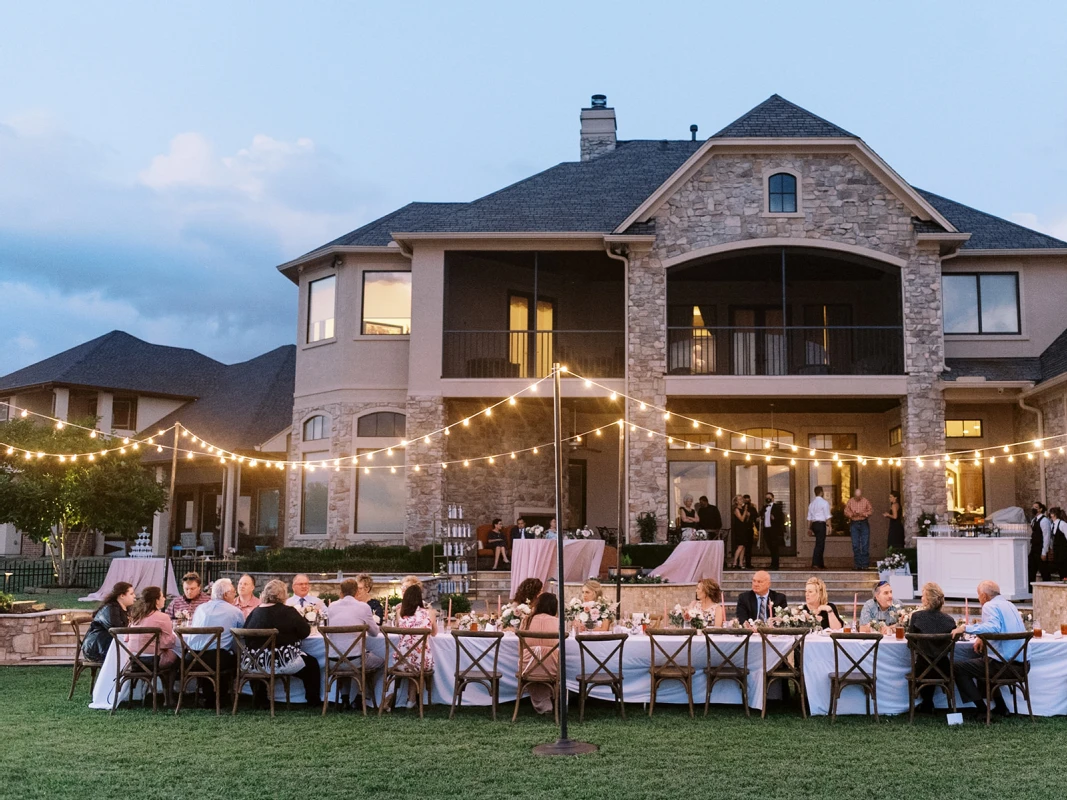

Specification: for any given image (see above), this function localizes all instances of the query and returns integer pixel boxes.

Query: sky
[1,1,1065,376]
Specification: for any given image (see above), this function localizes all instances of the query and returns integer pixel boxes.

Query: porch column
[626,251,668,542]
[96,391,114,434]
[405,395,446,548]
[52,387,70,421]
[221,462,237,553]
[900,246,947,537]
[152,465,169,555]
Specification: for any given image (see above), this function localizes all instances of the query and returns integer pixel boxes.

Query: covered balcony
[442,251,625,379]
[666,246,904,377]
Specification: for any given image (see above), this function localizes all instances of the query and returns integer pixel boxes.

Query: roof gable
[916,190,1067,251]
[711,94,856,139]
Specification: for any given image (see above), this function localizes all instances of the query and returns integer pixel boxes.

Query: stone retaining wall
[562,582,697,620]
[0,610,71,664]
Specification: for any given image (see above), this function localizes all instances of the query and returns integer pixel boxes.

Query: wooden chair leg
[512,680,523,722]
[872,685,879,723]
[648,678,657,717]
[618,680,626,720]
[686,678,694,718]
[578,682,586,723]
[68,665,80,701]
[232,676,242,715]
[741,678,750,718]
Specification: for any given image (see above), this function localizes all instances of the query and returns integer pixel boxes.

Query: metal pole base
[532,738,598,756]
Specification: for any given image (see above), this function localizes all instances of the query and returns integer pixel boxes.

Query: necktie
[300,597,306,608]
[758,596,766,622]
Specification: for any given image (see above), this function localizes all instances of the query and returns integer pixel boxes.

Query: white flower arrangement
[769,604,821,629]
[528,525,545,538]
[499,602,532,630]
[893,605,918,630]
[868,603,906,632]
[625,612,651,634]
[564,596,618,629]
[566,526,596,540]
[456,612,492,630]
[303,605,326,626]
[681,528,708,541]
[876,551,910,572]
[668,604,708,629]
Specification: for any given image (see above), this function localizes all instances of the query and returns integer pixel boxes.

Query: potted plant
[916,511,937,537]
[608,552,640,579]
[636,511,658,544]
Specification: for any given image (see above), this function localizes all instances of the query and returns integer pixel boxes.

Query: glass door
[509,293,555,378]
[732,462,796,556]
[730,307,787,375]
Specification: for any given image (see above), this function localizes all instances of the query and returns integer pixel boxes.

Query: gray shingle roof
[711,94,856,139]
[0,331,225,397]
[943,358,1043,383]
[1040,329,1067,383]
[916,190,1067,250]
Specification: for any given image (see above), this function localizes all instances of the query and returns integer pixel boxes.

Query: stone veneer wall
[1014,390,1067,508]
[404,396,446,547]
[0,610,70,664]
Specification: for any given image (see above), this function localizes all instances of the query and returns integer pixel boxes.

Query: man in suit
[761,492,786,570]
[696,496,722,532]
[735,570,787,624]
[510,516,534,546]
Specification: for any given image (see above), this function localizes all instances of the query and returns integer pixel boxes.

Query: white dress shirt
[286,593,326,612]
[323,595,380,653]
[807,496,831,523]
[187,599,245,651]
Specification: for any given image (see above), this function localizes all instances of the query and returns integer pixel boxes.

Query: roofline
[613,137,958,235]
[392,231,615,241]
[276,244,406,281]
[945,248,1067,259]
[0,380,199,401]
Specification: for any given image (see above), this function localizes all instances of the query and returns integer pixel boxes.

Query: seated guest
[246,580,321,708]
[544,518,559,540]
[512,577,543,606]
[520,592,560,715]
[908,581,958,713]
[952,580,1026,717]
[691,578,727,627]
[127,586,179,675]
[325,578,385,708]
[736,570,787,624]
[83,581,135,663]
[486,517,510,570]
[168,571,211,620]
[510,517,534,543]
[355,573,384,621]
[234,574,260,619]
[802,576,843,630]
[400,575,423,594]
[185,577,244,708]
[859,581,899,633]
[578,579,611,631]
[285,573,325,613]
[392,584,436,708]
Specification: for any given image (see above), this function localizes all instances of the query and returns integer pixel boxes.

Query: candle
[664,602,668,626]
[720,600,726,627]
[853,593,858,627]
[384,595,389,621]
[448,597,453,625]
[965,598,969,625]
[497,594,501,616]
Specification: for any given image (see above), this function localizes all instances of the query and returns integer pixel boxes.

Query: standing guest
[168,572,211,621]
[234,574,260,619]
[510,517,534,544]
[245,580,321,708]
[128,586,179,676]
[519,592,560,715]
[859,581,899,633]
[884,490,905,550]
[761,492,786,570]
[951,580,1026,717]
[82,582,135,663]
[807,486,832,570]
[544,518,559,540]
[743,495,759,567]
[697,496,722,532]
[486,518,510,570]
[1050,507,1067,580]
[729,495,750,569]
[845,488,874,570]
[512,578,544,606]
[285,573,325,613]
[325,577,384,707]
[690,578,727,627]
[908,582,958,713]
[1029,501,1053,587]
[736,571,787,624]
[185,578,244,709]
[678,494,700,527]
[391,584,436,709]
[355,574,384,621]
[802,577,843,630]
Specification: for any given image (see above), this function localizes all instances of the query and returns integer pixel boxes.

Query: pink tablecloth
[78,557,180,602]
[510,539,606,596]
[648,541,723,586]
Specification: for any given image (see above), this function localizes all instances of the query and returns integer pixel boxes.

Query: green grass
[5,667,1067,799]
[13,592,96,610]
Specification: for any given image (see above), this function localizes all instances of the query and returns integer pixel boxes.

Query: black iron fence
[0,556,238,593]
[443,330,625,379]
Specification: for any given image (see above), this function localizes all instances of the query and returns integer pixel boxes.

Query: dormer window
[768,172,797,213]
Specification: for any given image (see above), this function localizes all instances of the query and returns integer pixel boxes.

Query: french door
[508,293,555,378]
[730,307,786,376]
[732,461,795,555]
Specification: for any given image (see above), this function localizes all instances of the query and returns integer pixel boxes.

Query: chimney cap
[590,94,608,109]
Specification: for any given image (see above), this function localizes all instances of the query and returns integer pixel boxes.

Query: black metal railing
[443,330,625,379]
[666,326,904,376]
[0,556,238,593]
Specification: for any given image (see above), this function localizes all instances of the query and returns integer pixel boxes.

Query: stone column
[626,251,668,542]
[405,395,446,548]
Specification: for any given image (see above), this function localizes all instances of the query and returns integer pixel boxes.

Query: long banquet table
[510,539,605,596]
[79,557,180,602]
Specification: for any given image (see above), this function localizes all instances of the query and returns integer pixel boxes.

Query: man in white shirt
[286,573,326,613]
[807,486,832,570]
[952,580,1026,717]
[186,578,245,709]
[324,578,384,708]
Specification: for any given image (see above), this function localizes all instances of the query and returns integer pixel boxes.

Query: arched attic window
[303,415,329,441]
[768,173,797,213]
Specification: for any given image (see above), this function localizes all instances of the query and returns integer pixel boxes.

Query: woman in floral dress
[395,584,436,672]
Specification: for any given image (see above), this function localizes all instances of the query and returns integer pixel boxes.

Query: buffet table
[916,535,1030,600]
[510,539,605,596]
[649,541,723,586]
[79,558,180,602]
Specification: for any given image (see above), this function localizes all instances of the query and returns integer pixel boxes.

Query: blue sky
[1,1,1065,375]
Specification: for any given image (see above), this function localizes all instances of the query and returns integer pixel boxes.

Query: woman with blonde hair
[802,576,844,630]
[578,579,610,631]
[690,578,726,626]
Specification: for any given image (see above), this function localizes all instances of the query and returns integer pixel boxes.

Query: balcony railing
[667,326,904,376]
[443,330,625,379]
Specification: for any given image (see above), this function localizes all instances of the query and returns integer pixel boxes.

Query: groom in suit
[761,492,786,570]
[509,517,533,546]
[735,571,787,624]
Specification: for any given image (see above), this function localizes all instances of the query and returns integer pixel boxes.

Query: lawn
[4,667,1067,800]
[13,592,96,610]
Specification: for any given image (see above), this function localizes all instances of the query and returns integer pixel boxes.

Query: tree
[0,417,168,586]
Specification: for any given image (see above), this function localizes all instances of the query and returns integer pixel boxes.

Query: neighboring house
[276,93,1067,561]
[0,331,294,555]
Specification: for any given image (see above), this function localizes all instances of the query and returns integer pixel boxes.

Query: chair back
[176,627,224,676]
[452,630,505,681]
[646,628,696,674]
[232,628,279,677]
[200,532,215,553]
[109,627,161,677]
[382,625,433,674]
[516,630,560,681]
[180,532,198,550]
[756,626,809,676]
[321,625,370,673]
[70,616,100,666]
[576,632,627,683]
[905,632,958,684]
[979,631,1033,683]
[829,632,881,683]
[704,628,752,674]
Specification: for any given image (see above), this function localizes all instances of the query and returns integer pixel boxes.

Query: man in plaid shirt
[168,571,212,620]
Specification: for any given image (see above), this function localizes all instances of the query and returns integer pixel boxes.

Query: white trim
[299,412,332,444]
[948,248,1067,258]
[660,237,909,270]
[762,166,802,217]
[277,244,404,274]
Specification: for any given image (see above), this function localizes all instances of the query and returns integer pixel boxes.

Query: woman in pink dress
[126,585,178,672]
[520,593,560,714]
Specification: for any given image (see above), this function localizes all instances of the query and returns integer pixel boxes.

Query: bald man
[736,570,788,624]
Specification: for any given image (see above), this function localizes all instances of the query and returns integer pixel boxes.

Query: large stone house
[276,94,1067,564]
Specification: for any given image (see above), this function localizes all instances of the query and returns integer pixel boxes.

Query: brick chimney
[580,94,616,161]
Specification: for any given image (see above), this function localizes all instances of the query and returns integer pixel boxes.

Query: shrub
[440,593,471,614]
[636,511,658,543]
[238,544,435,574]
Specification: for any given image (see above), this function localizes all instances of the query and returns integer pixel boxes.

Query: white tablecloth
[649,541,724,585]
[79,558,180,602]
[802,632,1067,716]
[510,540,606,596]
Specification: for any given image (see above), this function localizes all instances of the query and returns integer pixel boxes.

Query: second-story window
[112,397,137,430]
[303,415,329,441]
[307,275,336,343]
[357,412,406,438]
[943,273,1020,334]
[768,172,797,213]
[362,271,411,334]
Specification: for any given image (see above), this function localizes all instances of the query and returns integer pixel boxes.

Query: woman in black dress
[486,517,510,570]
[803,577,844,629]
[1050,507,1067,580]
[729,495,750,569]
[884,490,905,550]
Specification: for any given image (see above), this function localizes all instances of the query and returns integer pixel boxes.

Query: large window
[731,427,794,451]
[303,415,329,441]
[112,398,137,430]
[357,448,406,534]
[946,459,985,516]
[668,462,717,523]
[256,488,280,538]
[945,419,982,438]
[362,271,411,334]
[357,412,406,438]
[307,275,336,343]
[0,399,8,422]
[768,172,797,213]
[809,460,856,534]
[300,451,329,535]
[943,273,1020,334]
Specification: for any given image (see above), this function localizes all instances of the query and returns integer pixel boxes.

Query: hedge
[238,544,436,574]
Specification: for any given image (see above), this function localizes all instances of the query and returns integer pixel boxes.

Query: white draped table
[648,541,723,586]
[510,539,605,596]
[79,558,180,602]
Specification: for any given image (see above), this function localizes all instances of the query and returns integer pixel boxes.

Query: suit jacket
[761,502,786,545]
[510,526,534,544]
[697,504,722,531]
[735,589,788,623]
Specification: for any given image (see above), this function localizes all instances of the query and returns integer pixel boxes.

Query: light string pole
[161,422,181,601]
[533,363,596,757]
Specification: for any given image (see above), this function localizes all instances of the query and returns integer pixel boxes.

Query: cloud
[1010,211,1067,242]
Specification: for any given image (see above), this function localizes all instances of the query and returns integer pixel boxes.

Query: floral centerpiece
[876,551,910,573]
[624,612,651,634]
[455,612,493,631]
[499,602,532,631]
[668,604,708,629]
[528,525,545,538]
[768,604,821,629]
[564,596,618,630]
[917,511,938,537]
[301,604,326,627]
[680,528,708,541]
[868,603,908,632]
